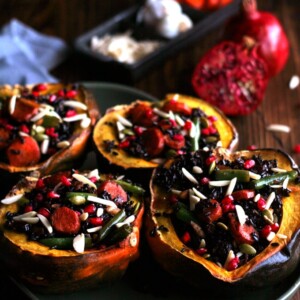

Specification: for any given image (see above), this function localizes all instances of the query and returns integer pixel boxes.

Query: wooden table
[0,0,299,299]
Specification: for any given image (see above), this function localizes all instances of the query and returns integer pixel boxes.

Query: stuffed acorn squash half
[0,169,144,293]
[145,147,300,288]
[93,94,238,171]
[0,83,100,175]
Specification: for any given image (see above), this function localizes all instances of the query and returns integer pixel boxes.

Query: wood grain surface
[0,0,299,299]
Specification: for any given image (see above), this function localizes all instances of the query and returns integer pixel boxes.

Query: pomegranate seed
[177,150,186,155]
[89,176,98,183]
[47,191,60,199]
[5,124,14,130]
[45,127,58,138]
[145,108,153,118]
[60,175,71,186]
[208,126,217,134]
[33,83,47,92]
[222,195,234,205]
[24,205,33,213]
[257,198,266,211]
[134,126,144,135]
[65,109,77,117]
[201,128,210,136]
[227,257,240,271]
[38,207,51,218]
[35,193,44,202]
[260,225,272,238]
[119,140,130,148]
[293,144,300,154]
[200,177,210,185]
[32,91,40,97]
[222,203,235,213]
[88,217,104,226]
[49,94,57,103]
[66,90,77,98]
[19,124,29,133]
[36,179,45,189]
[196,248,207,255]
[243,159,255,169]
[208,115,218,122]
[84,203,97,214]
[271,223,280,232]
[184,120,192,130]
[170,119,177,127]
[247,144,257,151]
[57,89,65,97]
[173,134,184,141]
[205,155,216,165]
[169,194,178,204]
[181,231,191,244]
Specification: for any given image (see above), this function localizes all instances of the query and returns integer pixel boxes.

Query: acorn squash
[0,83,100,176]
[0,169,144,293]
[93,94,238,171]
[145,147,300,288]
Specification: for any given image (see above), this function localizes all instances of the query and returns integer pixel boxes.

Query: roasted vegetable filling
[104,99,221,160]
[1,169,144,252]
[0,84,91,167]
[153,150,299,270]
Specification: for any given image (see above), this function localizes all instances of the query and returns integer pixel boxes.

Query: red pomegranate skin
[224,0,289,77]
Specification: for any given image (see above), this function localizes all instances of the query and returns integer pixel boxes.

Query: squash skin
[145,148,300,288]
[0,83,100,175]
[0,174,144,293]
[93,94,238,171]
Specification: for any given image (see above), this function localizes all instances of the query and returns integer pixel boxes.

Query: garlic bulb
[138,0,193,39]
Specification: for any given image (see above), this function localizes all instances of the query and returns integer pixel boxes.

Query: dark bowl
[74,1,242,83]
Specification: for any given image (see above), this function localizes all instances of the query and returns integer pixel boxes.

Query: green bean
[115,180,145,195]
[39,236,93,250]
[215,169,250,182]
[105,224,133,246]
[251,170,298,190]
[97,209,126,242]
[175,202,199,224]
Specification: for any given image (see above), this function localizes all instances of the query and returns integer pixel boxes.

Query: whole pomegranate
[191,40,269,116]
[224,0,289,77]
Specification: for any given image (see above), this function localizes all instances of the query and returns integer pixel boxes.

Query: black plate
[2,82,300,300]
[74,1,241,82]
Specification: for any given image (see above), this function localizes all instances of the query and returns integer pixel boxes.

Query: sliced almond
[37,214,53,234]
[87,226,102,233]
[63,113,87,122]
[1,194,24,205]
[116,215,135,228]
[62,100,87,111]
[87,195,117,208]
[73,233,85,253]
[117,114,132,127]
[266,124,290,133]
[235,205,247,225]
[182,167,198,184]
[72,173,97,190]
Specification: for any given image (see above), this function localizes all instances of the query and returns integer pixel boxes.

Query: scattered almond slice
[266,124,290,133]
[289,75,300,89]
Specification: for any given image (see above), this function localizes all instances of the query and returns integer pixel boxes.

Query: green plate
[6,82,300,300]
